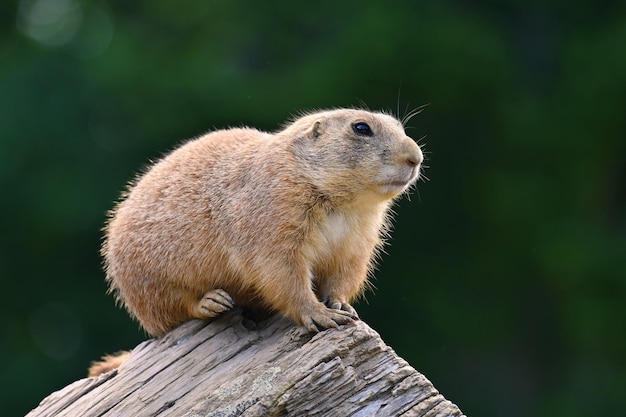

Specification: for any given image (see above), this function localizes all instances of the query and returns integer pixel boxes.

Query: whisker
[411,183,422,203]
[396,83,402,121]
[403,110,420,125]
[402,102,411,124]
[401,103,430,127]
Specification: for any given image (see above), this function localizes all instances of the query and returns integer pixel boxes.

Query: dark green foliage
[1,1,624,416]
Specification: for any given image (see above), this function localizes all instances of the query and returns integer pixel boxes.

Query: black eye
[352,122,373,137]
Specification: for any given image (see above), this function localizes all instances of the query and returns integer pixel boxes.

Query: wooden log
[27,311,465,417]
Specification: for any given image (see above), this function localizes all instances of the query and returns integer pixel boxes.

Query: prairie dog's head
[285,109,423,202]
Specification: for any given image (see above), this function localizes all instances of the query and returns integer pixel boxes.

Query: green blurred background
[1,1,625,416]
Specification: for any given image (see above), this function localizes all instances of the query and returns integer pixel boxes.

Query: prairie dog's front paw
[301,304,357,333]
[325,299,359,318]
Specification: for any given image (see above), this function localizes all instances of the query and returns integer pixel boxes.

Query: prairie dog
[104,108,422,337]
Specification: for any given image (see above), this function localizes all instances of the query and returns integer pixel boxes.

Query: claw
[326,299,359,319]
[300,304,356,333]
[307,323,320,333]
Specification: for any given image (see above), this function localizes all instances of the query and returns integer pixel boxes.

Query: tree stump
[27,311,465,417]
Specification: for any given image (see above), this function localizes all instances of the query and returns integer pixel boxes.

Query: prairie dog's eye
[352,122,373,137]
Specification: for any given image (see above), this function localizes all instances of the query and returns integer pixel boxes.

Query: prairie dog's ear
[310,120,323,138]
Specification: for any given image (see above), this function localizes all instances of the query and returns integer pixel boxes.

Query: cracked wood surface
[27,311,465,417]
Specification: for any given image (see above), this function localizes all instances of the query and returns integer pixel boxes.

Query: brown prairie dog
[103,108,423,337]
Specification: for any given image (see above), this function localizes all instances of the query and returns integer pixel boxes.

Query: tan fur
[103,109,422,339]
[88,351,131,377]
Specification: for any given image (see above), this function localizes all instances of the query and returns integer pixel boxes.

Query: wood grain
[27,311,465,417]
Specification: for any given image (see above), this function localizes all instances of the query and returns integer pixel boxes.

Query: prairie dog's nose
[402,138,423,167]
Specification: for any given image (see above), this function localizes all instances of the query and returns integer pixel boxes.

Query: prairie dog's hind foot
[192,289,235,320]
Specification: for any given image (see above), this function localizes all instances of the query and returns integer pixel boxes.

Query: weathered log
[27,311,465,417]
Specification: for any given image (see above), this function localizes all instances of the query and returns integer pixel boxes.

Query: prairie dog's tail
[88,351,131,377]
